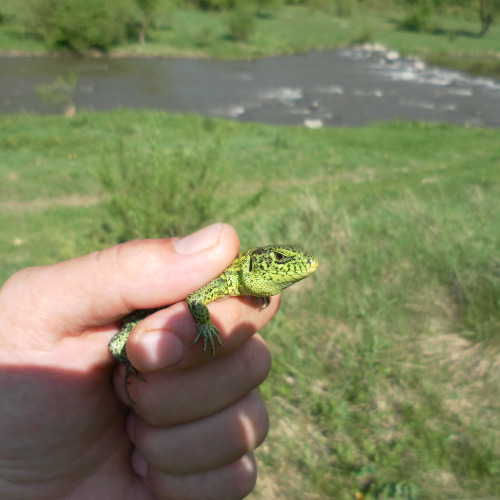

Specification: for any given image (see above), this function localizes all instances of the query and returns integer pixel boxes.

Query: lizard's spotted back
[109,244,318,404]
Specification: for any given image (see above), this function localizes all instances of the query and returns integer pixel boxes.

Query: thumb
[0,223,240,339]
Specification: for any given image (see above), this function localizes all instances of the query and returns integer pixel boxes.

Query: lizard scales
[109,244,318,403]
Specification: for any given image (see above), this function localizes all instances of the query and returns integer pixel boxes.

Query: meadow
[0,1,500,77]
[1,110,500,498]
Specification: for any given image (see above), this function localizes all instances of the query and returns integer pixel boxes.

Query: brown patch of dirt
[0,194,101,213]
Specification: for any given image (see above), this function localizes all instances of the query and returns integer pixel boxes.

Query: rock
[304,119,324,129]
[385,50,400,63]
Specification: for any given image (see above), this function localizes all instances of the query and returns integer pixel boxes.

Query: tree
[477,0,500,36]
[134,0,160,44]
[440,0,500,37]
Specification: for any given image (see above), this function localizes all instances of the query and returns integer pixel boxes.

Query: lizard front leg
[187,294,223,356]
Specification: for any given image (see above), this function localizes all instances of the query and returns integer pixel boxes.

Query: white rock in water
[304,119,324,129]
[386,50,400,62]
[361,43,387,52]
[413,59,426,71]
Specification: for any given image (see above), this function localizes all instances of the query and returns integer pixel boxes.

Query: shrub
[37,72,79,111]
[27,0,132,52]
[228,4,256,42]
[194,24,217,47]
[98,134,266,243]
[400,0,434,32]
[98,142,225,241]
[335,0,355,17]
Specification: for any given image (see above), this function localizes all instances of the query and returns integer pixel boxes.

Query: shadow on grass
[431,27,481,39]
[386,16,481,39]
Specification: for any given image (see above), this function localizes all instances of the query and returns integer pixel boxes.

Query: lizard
[108,244,319,404]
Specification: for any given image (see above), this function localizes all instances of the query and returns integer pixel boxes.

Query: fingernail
[173,222,222,255]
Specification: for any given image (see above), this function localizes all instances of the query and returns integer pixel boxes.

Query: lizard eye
[274,252,286,261]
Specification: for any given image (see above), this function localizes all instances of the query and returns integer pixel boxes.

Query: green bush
[194,23,217,47]
[98,135,266,242]
[228,4,256,42]
[335,0,355,17]
[99,145,215,241]
[400,0,434,32]
[37,72,78,110]
[27,0,132,52]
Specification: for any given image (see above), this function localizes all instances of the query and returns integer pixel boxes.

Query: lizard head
[246,245,319,295]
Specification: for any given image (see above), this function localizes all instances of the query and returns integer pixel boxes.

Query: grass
[1,109,500,498]
[1,1,500,76]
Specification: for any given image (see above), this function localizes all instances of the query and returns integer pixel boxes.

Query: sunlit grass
[0,2,499,76]
[1,110,500,498]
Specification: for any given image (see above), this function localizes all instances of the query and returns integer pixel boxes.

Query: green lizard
[109,244,319,404]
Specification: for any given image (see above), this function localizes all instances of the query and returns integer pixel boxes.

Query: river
[1,47,500,127]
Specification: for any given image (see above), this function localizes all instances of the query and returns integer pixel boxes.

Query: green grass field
[2,110,500,498]
[1,1,500,77]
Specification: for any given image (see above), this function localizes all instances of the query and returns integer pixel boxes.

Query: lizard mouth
[306,257,319,274]
[271,257,319,283]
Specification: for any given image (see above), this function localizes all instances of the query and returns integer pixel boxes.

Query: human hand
[0,223,275,500]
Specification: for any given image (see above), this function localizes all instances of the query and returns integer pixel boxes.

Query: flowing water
[1,48,500,127]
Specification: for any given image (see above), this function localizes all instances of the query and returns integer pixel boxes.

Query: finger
[126,334,272,426]
[125,292,280,374]
[136,453,258,500]
[130,391,268,475]
[1,223,239,336]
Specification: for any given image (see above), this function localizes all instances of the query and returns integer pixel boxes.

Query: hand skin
[0,223,275,500]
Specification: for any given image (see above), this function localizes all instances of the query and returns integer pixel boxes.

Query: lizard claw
[258,296,271,310]
[193,324,223,356]
[123,363,145,406]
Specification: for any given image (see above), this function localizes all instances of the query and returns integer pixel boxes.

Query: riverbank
[1,4,500,78]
